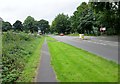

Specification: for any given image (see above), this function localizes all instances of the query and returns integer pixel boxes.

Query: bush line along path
[17,36,44,82]
[2,31,44,82]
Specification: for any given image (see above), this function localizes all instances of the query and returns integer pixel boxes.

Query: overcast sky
[0,0,89,25]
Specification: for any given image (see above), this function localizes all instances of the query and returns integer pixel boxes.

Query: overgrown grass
[2,31,44,82]
[16,37,44,82]
[47,36,119,82]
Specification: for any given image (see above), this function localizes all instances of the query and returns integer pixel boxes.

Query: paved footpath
[35,38,57,82]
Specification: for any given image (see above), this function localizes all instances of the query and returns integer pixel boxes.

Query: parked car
[60,33,64,36]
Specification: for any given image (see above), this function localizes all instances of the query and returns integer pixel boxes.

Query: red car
[60,33,64,36]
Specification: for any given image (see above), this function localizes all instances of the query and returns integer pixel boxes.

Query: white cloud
[0,0,89,25]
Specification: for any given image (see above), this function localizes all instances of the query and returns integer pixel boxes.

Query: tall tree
[2,21,12,32]
[37,19,49,34]
[13,20,23,31]
[51,13,71,34]
[23,16,35,33]
[91,1,120,35]
[71,2,90,34]
[50,20,56,33]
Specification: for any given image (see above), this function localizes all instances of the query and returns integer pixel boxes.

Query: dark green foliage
[51,13,71,34]
[2,21,12,32]
[37,19,50,34]
[2,31,41,83]
[13,20,23,31]
[23,16,36,33]
[91,2,120,35]
[23,16,49,34]
[70,2,96,34]
[69,2,120,35]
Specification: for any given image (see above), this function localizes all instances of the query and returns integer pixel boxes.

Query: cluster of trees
[51,2,120,35]
[2,2,119,35]
[50,13,71,34]
[2,16,50,34]
[91,2,120,35]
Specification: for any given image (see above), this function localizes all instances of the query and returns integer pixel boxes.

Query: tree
[23,16,36,33]
[2,21,12,32]
[51,13,71,34]
[37,19,50,34]
[78,7,95,34]
[70,2,92,33]
[91,1,120,35]
[69,16,76,33]
[33,21,39,32]
[13,20,23,31]
[50,20,57,33]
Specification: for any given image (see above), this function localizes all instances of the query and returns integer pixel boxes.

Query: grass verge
[16,36,44,82]
[47,36,119,82]
[68,33,79,36]
[68,33,97,36]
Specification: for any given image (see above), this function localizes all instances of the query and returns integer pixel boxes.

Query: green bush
[106,28,116,35]
[2,31,41,83]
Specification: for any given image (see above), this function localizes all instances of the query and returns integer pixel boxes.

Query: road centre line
[86,40,118,46]
[84,40,107,45]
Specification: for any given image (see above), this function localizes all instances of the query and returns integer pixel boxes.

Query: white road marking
[93,41,107,45]
[84,40,119,46]
[83,40,107,45]
[73,37,118,46]
[87,39,118,46]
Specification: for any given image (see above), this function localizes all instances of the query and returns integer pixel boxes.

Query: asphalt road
[50,35,119,63]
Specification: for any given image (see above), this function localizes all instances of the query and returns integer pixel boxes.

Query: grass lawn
[47,36,119,82]
[16,36,44,82]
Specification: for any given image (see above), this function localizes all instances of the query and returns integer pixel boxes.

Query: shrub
[2,31,41,83]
